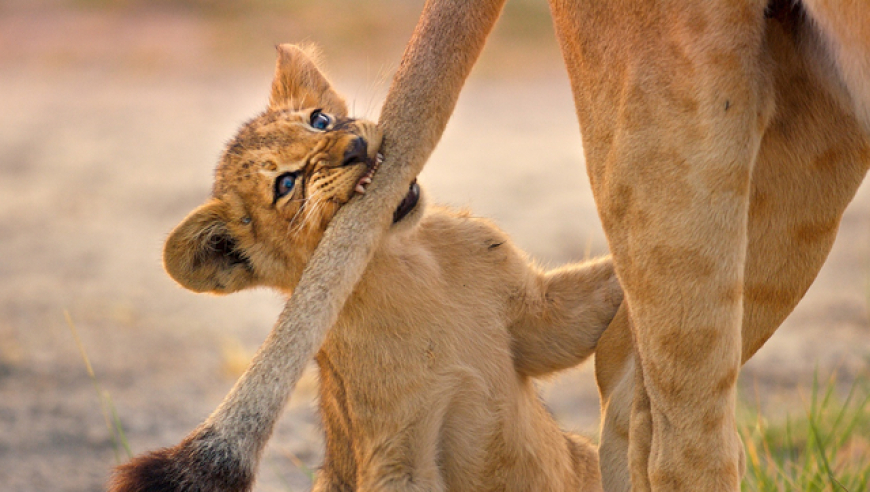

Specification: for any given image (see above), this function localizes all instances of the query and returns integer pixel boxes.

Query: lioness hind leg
[594,306,633,492]
[594,7,870,490]
[554,0,773,489]
[800,0,870,132]
[740,6,870,362]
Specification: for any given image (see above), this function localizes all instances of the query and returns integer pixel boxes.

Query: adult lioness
[111,45,620,492]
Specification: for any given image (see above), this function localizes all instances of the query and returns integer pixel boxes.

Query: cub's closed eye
[275,172,298,200]
[309,109,331,131]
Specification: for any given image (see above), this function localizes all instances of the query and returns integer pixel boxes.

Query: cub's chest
[320,318,444,375]
[315,329,447,424]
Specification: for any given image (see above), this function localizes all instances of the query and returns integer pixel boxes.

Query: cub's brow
[331,117,356,131]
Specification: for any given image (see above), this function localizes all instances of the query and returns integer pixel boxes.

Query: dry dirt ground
[1,5,868,492]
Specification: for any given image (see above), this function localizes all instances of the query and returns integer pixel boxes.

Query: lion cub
[163,45,620,491]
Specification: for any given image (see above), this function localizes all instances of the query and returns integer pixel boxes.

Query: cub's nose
[341,137,368,166]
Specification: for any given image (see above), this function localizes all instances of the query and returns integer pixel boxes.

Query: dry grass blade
[64,310,133,462]
[276,445,316,482]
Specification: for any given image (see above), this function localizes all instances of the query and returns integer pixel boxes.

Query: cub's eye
[309,110,331,131]
[275,172,299,199]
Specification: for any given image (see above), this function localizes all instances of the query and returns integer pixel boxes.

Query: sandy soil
[0,5,868,492]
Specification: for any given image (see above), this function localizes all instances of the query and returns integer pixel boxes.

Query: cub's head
[163,44,417,295]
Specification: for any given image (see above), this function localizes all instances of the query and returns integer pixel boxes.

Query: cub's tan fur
[112,45,621,492]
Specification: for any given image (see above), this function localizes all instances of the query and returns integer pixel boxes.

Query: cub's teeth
[354,153,383,195]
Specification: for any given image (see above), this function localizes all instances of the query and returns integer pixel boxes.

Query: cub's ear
[269,44,348,117]
[163,199,256,295]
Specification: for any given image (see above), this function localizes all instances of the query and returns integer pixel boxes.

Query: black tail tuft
[109,434,254,492]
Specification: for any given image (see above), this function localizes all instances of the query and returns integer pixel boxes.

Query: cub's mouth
[353,152,382,195]
[393,180,420,223]
[353,152,420,224]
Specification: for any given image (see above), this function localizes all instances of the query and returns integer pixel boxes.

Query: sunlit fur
[113,45,622,492]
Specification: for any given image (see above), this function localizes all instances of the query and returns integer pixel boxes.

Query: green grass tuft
[740,372,870,491]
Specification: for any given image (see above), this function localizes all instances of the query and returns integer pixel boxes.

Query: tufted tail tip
[109,437,254,492]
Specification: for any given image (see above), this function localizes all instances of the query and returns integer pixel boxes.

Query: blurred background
[0,1,867,490]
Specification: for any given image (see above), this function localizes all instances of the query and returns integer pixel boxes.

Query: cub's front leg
[315,345,450,492]
[312,418,356,492]
[353,435,446,492]
[312,422,446,492]
[508,256,623,378]
[312,475,354,492]
[353,404,448,492]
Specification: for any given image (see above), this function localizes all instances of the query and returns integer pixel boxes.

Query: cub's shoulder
[418,205,524,261]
